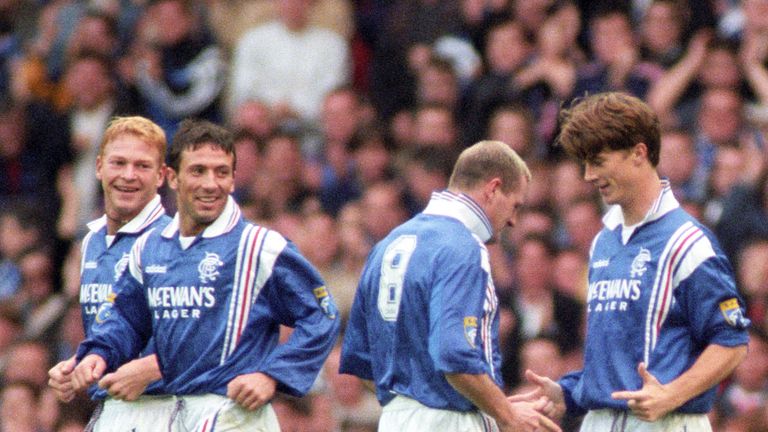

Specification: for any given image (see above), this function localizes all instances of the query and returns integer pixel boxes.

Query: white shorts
[580,409,712,432]
[379,395,498,432]
[176,394,281,432]
[88,396,179,432]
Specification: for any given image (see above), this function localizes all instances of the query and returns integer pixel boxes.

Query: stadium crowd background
[0,0,767,430]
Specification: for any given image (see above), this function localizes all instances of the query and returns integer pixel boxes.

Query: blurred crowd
[0,0,767,430]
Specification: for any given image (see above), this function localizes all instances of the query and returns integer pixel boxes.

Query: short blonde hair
[448,140,531,194]
[100,116,166,165]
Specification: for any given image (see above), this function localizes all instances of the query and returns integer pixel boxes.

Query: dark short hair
[168,119,235,172]
[557,92,661,166]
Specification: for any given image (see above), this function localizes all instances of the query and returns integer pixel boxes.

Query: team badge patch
[313,286,337,319]
[463,316,478,348]
[630,247,651,278]
[114,253,130,281]
[198,252,223,283]
[95,293,117,324]
[719,298,751,328]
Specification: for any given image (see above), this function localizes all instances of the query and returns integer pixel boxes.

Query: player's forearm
[445,373,516,426]
[664,344,747,408]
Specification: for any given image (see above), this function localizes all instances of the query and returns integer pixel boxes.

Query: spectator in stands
[716,329,768,426]
[360,181,408,243]
[463,20,532,145]
[0,203,42,300]
[230,0,349,124]
[411,103,459,150]
[638,0,687,69]
[658,128,707,203]
[573,8,663,99]
[715,146,768,262]
[735,237,768,335]
[0,96,73,233]
[130,0,225,137]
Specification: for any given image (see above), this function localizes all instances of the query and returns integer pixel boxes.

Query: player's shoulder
[240,221,289,256]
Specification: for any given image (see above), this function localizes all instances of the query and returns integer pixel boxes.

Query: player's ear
[632,143,648,165]
[166,168,179,190]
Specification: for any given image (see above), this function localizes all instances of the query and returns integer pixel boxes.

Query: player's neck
[621,173,662,226]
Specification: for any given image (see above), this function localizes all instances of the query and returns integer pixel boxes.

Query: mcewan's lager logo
[198,252,223,283]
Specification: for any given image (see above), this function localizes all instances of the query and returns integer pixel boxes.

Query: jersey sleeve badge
[719,298,751,329]
[313,286,337,319]
[463,316,478,348]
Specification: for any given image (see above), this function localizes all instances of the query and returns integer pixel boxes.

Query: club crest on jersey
[720,298,751,328]
[95,292,117,324]
[630,247,651,278]
[463,316,478,348]
[313,286,337,319]
[198,252,223,283]
[114,253,130,281]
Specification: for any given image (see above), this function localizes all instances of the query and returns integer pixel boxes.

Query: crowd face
[169,144,235,236]
[96,134,164,230]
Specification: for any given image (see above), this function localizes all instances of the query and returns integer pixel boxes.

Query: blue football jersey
[559,182,750,415]
[340,190,502,412]
[78,195,170,399]
[79,196,340,397]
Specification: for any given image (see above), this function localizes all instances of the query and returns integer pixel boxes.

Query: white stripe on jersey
[644,222,706,363]
[128,230,155,284]
[221,225,266,363]
[477,242,498,379]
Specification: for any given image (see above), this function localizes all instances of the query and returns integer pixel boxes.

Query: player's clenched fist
[226,372,277,411]
[48,356,77,402]
[71,354,108,392]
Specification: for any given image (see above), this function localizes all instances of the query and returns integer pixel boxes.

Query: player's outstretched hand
[612,362,674,422]
[227,372,277,411]
[99,355,161,401]
[508,369,566,421]
[48,356,77,402]
[71,354,107,392]
[502,398,562,432]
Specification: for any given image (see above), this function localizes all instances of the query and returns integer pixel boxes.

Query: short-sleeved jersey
[79,195,170,399]
[558,182,750,415]
[340,190,501,412]
[79,196,340,397]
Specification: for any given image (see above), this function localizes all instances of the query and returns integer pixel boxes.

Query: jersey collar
[602,179,679,230]
[86,195,166,235]
[423,190,493,243]
[162,195,241,239]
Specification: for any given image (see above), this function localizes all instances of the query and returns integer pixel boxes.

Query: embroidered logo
[592,259,610,269]
[114,253,130,281]
[198,252,223,283]
[630,247,651,278]
[84,261,98,269]
[313,286,337,319]
[720,298,751,328]
[463,316,478,349]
